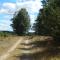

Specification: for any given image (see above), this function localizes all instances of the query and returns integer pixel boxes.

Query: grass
[0,36,60,60]
[0,36,21,55]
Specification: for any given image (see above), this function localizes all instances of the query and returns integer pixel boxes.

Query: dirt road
[0,38,23,60]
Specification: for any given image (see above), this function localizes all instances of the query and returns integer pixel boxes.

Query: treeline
[10,0,60,40]
[33,0,60,37]
[0,31,15,37]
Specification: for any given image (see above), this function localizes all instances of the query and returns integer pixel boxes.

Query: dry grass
[0,36,60,60]
[0,36,21,55]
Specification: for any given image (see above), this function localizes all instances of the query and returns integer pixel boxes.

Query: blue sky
[0,0,42,31]
[0,0,16,3]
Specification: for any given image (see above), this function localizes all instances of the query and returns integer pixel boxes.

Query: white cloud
[0,2,16,14]
[2,15,12,20]
[31,0,42,13]
[0,19,12,31]
[0,8,7,14]
[16,0,42,20]
[0,2,16,31]
[17,0,42,11]
[3,2,16,9]
[0,25,12,31]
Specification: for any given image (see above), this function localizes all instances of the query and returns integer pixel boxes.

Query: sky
[0,0,42,31]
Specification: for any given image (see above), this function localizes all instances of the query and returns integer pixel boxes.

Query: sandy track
[0,38,23,60]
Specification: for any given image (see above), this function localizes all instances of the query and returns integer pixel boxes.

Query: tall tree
[11,8,30,35]
[33,0,60,37]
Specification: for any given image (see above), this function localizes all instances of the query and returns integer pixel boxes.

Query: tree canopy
[11,8,30,35]
[33,0,60,37]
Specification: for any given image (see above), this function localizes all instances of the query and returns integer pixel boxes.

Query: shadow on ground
[16,48,60,60]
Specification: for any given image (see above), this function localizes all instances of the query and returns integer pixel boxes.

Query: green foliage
[0,32,7,37]
[0,31,13,37]
[33,0,60,38]
[11,8,30,35]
